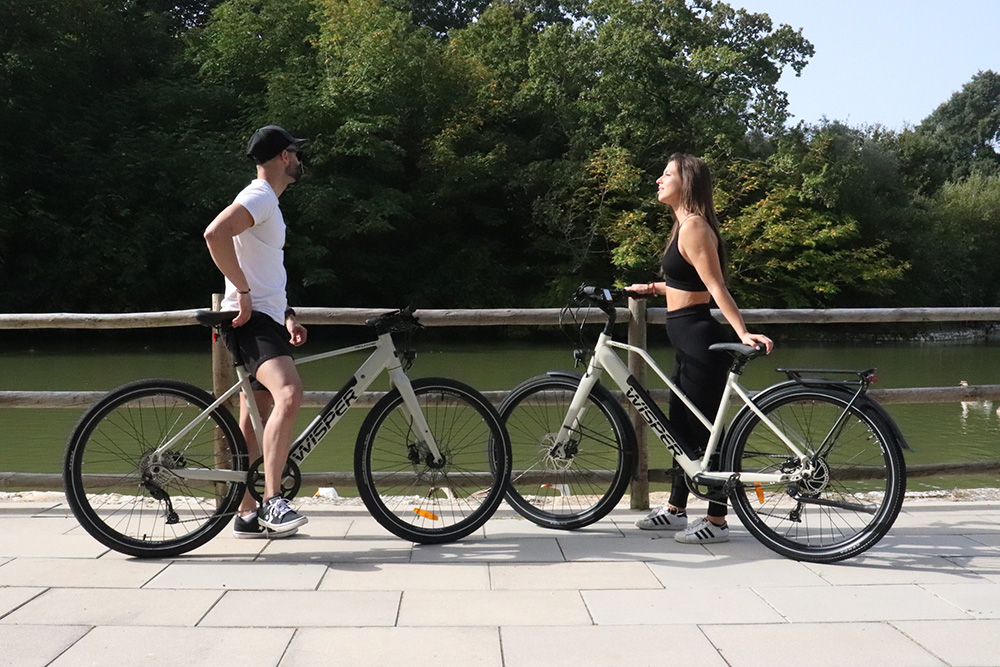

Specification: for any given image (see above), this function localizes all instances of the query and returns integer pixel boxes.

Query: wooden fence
[3,302,1000,505]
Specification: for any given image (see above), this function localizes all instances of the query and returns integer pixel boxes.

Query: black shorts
[221,311,293,391]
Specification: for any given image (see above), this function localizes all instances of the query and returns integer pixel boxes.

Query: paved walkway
[1,496,998,667]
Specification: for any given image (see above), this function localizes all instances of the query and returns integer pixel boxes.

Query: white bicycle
[65,307,511,557]
[499,286,907,562]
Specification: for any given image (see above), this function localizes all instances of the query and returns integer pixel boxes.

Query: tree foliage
[2,1,999,315]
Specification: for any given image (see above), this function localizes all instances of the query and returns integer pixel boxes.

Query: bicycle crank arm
[787,487,877,515]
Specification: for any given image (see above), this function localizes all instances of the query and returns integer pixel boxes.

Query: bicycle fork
[387,363,445,467]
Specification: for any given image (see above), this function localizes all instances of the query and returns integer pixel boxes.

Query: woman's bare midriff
[665,286,711,311]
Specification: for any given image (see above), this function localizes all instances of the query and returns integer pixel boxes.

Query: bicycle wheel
[355,377,511,544]
[498,373,636,529]
[64,379,248,558]
[723,385,906,563]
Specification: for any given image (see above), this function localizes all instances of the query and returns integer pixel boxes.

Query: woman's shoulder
[678,215,715,242]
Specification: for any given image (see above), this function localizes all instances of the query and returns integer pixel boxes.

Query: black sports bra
[661,233,709,292]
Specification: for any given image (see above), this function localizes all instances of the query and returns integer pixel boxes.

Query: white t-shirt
[220,179,288,325]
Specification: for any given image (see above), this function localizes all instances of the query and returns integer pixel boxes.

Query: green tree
[906,174,1000,306]
[0,0,239,312]
[899,70,1000,194]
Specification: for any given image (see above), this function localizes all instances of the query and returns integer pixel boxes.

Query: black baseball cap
[246,125,309,164]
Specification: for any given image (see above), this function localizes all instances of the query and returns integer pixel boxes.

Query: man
[204,125,310,538]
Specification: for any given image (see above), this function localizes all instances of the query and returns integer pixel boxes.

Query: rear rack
[779,368,877,388]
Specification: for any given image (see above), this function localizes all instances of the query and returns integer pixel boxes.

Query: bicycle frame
[561,330,811,488]
[148,330,443,485]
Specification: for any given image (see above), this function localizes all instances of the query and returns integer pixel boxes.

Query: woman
[630,154,773,545]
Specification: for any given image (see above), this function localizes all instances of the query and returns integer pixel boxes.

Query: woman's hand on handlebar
[740,332,774,354]
[626,282,657,298]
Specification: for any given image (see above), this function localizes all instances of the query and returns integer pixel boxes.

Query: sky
[732,0,1000,130]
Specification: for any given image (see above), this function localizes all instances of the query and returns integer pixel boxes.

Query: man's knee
[271,381,303,409]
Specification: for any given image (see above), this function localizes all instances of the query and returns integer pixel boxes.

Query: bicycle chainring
[246,457,302,502]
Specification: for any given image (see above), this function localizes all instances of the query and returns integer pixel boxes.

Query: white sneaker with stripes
[674,517,730,544]
[635,506,687,531]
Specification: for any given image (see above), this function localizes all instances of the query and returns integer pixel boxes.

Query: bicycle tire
[723,385,906,563]
[64,379,248,558]
[498,373,636,529]
[354,377,511,544]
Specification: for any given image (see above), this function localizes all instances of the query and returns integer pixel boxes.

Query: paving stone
[866,533,996,558]
[803,554,988,586]
[0,518,109,558]
[144,561,328,590]
[921,583,1000,618]
[0,588,221,626]
[94,537,266,561]
[489,561,662,590]
[891,506,1000,534]
[647,555,828,589]
[946,554,1000,584]
[281,627,501,667]
[0,587,46,617]
[755,583,973,622]
[501,624,726,667]
[893,619,1000,666]
[398,590,592,626]
[582,588,785,625]
[702,622,944,667]
[410,539,565,563]
[320,562,490,590]
[485,517,624,539]
[557,534,719,562]
[201,590,401,627]
[50,626,293,667]
[256,536,414,563]
[0,624,90,667]
[0,557,167,588]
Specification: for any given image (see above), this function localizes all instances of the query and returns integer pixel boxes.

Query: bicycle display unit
[65,307,511,558]
[499,286,908,562]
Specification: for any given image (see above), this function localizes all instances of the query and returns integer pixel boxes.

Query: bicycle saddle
[709,342,767,360]
[195,310,238,329]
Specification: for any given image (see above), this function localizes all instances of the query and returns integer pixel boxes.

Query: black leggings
[665,304,731,518]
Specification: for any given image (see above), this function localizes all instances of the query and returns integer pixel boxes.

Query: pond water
[2,329,998,494]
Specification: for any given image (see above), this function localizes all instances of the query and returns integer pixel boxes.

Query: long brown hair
[663,153,727,272]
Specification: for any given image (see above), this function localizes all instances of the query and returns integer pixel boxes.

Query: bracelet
[648,282,656,295]
[284,307,296,319]
[236,288,251,295]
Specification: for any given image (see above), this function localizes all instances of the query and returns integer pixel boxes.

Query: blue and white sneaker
[674,517,730,544]
[635,506,688,531]
[233,512,298,539]
[258,495,308,533]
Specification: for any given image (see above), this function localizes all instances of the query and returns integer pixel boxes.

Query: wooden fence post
[628,298,649,510]
[211,294,237,409]
[211,294,238,504]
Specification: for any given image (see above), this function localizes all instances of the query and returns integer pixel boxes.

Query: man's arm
[204,203,255,326]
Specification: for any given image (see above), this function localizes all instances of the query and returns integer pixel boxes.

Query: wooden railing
[3,302,1000,504]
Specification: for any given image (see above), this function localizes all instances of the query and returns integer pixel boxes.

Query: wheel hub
[541,433,577,471]
[800,456,831,494]
[140,450,186,487]
[407,442,447,469]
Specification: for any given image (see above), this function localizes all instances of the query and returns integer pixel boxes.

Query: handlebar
[365,306,421,335]
[569,285,647,329]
